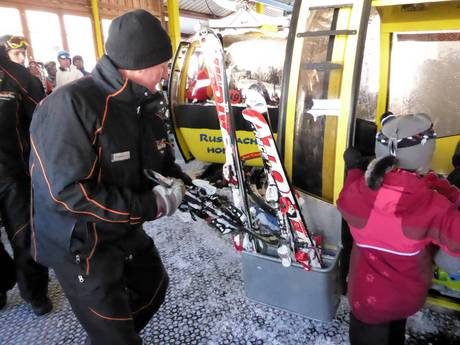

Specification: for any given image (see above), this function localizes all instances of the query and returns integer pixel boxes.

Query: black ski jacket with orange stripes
[0,53,44,178]
[29,56,179,266]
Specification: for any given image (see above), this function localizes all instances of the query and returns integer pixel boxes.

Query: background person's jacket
[55,64,83,88]
[337,167,460,324]
[29,56,167,267]
[0,53,44,178]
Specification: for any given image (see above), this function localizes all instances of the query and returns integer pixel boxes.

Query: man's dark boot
[0,292,6,310]
[30,296,53,316]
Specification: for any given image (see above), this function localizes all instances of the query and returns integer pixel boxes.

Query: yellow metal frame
[333,1,372,203]
[256,3,266,14]
[426,296,460,312]
[283,0,310,180]
[375,1,460,174]
[373,0,453,7]
[167,0,181,51]
[170,41,194,161]
[326,8,352,202]
[91,0,104,58]
[283,1,370,203]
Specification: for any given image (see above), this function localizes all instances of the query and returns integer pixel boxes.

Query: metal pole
[256,2,265,14]
[167,0,181,51]
[91,0,104,58]
[254,0,293,12]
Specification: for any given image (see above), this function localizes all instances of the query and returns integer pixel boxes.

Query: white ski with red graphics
[197,29,255,248]
[242,90,323,270]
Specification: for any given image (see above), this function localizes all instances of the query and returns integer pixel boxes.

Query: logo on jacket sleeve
[111,151,131,162]
[156,139,168,152]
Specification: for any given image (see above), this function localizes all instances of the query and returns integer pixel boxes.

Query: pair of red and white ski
[197,29,322,270]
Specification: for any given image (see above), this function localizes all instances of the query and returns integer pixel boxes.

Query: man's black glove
[179,172,193,186]
[344,147,367,171]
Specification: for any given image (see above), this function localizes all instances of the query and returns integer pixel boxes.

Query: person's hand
[344,147,367,171]
[153,178,185,217]
[179,172,193,186]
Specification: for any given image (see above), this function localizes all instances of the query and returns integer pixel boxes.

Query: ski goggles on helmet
[4,36,29,50]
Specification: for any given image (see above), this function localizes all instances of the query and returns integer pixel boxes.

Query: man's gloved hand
[153,178,186,217]
[344,147,367,171]
[179,172,193,186]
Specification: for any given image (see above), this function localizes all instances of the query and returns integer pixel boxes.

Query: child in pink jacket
[337,113,460,345]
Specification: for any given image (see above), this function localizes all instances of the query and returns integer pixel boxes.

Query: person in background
[72,55,90,76]
[338,113,460,345]
[44,61,57,88]
[186,67,212,103]
[0,37,51,316]
[28,61,53,95]
[0,35,29,65]
[55,50,83,88]
[29,9,185,345]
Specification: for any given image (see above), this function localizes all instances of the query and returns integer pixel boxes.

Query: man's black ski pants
[0,177,49,302]
[53,228,169,345]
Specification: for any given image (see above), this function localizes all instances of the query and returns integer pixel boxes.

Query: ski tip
[244,89,268,114]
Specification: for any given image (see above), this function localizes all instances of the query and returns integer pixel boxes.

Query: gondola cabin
[169,0,460,314]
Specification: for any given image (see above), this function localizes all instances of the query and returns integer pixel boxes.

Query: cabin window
[26,10,62,64]
[64,15,97,70]
[389,31,460,137]
[101,19,112,43]
[0,7,22,36]
[292,8,336,201]
[355,9,380,121]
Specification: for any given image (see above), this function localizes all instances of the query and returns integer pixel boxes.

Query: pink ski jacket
[337,168,460,324]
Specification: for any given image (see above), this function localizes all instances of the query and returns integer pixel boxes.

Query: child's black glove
[344,147,367,171]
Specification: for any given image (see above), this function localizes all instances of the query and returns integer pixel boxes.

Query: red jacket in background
[337,168,460,324]
[186,68,213,102]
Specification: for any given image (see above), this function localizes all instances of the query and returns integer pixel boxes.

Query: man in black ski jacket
[29,9,186,345]
[0,44,51,314]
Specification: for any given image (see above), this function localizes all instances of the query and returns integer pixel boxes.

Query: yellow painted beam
[375,32,391,128]
[379,2,460,32]
[256,3,265,14]
[91,0,104,58]
[333,1,371,203]
[426,296,460,312]
[167,0,181,51]
[283,1,310,180]
[325,8,352,203]
[373,0,452,7]
[432,135,460,175]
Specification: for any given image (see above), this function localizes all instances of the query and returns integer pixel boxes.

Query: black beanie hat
[105,9,172,70]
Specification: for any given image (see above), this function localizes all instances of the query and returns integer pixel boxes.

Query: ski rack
[242,91,323,270]
[192,29,323,270]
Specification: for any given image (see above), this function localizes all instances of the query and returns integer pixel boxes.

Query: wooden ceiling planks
[0,0,164,19]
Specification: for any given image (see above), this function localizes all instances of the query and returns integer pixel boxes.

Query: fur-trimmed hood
[364,155,398,190]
